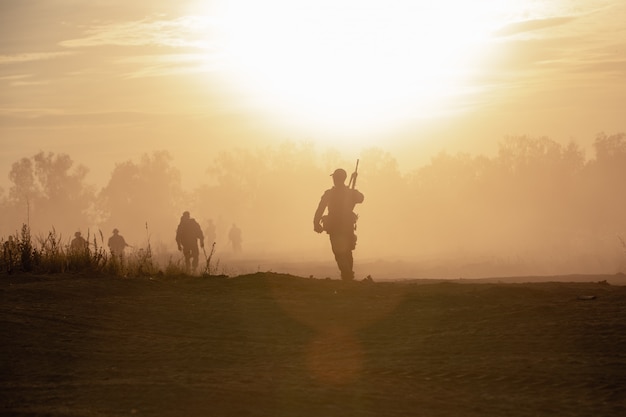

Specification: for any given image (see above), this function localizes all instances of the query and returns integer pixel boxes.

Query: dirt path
[1,273,625,416]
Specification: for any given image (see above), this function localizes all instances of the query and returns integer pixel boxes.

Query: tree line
[1,133,625,274]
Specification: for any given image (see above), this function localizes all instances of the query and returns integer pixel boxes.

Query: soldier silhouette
[228,223,242,255]
[108,228,129,259]
[313,167,364,280]
[70,231,88,254]
[175,211,205,274]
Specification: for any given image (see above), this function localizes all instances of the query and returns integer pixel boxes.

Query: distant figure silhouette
[70,231,88,253]
[176,211,205,274]
[108,228,129,259]
[313,168,364,280]
[228,223,242,254]
[205,219,217,247]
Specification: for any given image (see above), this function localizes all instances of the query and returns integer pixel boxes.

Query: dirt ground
[1,272,625,417]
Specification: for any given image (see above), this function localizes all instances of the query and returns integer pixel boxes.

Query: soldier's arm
[191,221,204,247]
[175,226,183,248]
[313,192,328,224]
[353,189,364,204]
[175,228,179,242]
[313,192,328,232]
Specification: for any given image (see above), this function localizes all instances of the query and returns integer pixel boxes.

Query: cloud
[0,74,50,87]
[115,53,222,78]
[493,16,578,38]
[575,59,626,77]
[118,53,207,64]
[480,36,581,75]
[0,74,32,81]
[59,15,217,50]
[0,110,167,129]
[0,51,75,65]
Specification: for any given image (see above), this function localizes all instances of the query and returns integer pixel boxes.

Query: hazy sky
[1,0,625,189]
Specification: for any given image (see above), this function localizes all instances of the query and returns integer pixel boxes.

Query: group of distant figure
[66,167,362,279]
[69,216,244,275]
[69,228,130,258]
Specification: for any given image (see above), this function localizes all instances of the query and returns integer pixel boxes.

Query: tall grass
[201,241,220,277]
[0,224,221,278]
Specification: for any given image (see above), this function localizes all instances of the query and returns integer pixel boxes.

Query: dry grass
[0,224,218,279]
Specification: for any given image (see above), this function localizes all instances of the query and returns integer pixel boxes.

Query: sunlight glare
[209,0,520,140]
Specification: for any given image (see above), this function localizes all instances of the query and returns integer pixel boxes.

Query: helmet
[331,168,347,182]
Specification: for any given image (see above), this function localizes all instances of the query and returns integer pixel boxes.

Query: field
[1,272,625,417]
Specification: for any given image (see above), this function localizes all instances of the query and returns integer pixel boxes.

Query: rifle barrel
[349,158,359,189]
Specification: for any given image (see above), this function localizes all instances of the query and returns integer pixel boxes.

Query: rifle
[348,159,359,189]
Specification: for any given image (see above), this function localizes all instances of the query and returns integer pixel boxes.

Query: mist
[1,133,625,279]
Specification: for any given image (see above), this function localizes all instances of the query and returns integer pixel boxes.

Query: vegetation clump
[0,224,205,278]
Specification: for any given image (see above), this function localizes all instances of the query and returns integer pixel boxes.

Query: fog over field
[3,1,626,279]
[2,134,625,279]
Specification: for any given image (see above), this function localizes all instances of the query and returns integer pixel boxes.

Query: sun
[209,0,509,142]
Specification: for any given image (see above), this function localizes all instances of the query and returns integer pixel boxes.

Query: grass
[0,224,219,278]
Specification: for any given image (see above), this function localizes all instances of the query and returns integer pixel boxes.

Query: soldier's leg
[182,247,191,271]
[330,234,354,280]
[342,232,357,280]
[343,251,354,280]
[191,245,200,271]
[336,251,354,280]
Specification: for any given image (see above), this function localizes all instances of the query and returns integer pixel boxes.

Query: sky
[1,0,625,190]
